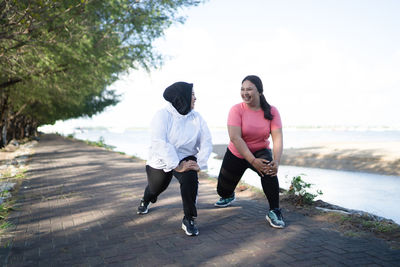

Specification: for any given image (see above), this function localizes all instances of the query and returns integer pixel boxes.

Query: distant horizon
[40,120,400,135]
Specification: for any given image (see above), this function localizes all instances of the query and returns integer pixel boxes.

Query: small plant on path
[287,175,323,205]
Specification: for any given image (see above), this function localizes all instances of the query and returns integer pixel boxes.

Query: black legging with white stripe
[143,156,198,219]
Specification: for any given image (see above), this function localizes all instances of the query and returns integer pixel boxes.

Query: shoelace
[274,209,283,220]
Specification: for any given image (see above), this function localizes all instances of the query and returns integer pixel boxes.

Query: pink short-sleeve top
[227,102,282,159]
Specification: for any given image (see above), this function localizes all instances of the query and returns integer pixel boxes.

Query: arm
[228,125,269,175]
[177,115,212,172]
[150,110,180,171]
[196,115,213,170]
[266,127,283,176]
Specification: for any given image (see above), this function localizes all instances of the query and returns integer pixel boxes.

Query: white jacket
[147,103,213,172]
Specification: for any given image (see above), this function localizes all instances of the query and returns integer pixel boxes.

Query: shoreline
[213,142,400,177]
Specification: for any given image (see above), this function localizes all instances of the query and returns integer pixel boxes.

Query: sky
[46,0,400,132]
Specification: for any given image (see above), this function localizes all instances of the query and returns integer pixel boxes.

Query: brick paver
[1,134,399,266]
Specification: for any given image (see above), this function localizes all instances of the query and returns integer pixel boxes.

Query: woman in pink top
[214,75,285,228]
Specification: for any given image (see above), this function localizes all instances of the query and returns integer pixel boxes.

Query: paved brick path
[1,134,399,266]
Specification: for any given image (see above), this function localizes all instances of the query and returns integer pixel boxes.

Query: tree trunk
[0,91,8,147]
[1,120,7,147]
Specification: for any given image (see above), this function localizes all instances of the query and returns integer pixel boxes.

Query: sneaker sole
[137,209,148,215]
[181,223,199,236]
[214,198,235,208]
[266,215,285,229]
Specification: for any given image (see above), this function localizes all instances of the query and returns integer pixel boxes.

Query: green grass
[14,169,27,179]
[0,139,35,239]
[83,136,116,150]
[326,212,400,235]
[361,220,400,233]
[0,165,27,235]
[64,135,145,163]
[3,240,12,248]
[0,204,8,220]
[0,190,9,198]
[0,202,14,220]
[0,170,12,179]
[0,221,13,229]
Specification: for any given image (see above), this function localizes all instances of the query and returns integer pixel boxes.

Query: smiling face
[241,80,260,108]
[191,90,196,109]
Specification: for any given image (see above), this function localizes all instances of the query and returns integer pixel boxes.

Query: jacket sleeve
[196,114,213,170]
[150,110,180,171]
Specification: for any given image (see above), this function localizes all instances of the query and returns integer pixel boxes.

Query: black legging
[217,148,280,209]
[143,156,199,219]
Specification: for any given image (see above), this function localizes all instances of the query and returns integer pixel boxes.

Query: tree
[0,0,203,146]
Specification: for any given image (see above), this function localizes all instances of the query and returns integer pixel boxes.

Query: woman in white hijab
[137,81,212,236]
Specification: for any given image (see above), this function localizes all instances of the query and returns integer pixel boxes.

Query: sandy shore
[213,141,400,176]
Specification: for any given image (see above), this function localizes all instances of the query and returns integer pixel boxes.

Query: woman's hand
[266,160,279,176]
[251,158,270,176]
[251,158,279,176]
[174,160,200,172]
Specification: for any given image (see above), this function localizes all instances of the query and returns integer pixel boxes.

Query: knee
[180,171,198,185]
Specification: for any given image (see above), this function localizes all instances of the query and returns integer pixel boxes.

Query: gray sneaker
[214,193,236,207]
[266,208,285,228]
[182,217,199,236]
[137,198,151,214]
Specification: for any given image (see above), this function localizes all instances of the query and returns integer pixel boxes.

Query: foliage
[0,204,11,220]
[0,201,14,232]
[361,220,400,233]
[327,212,400,240]
[84,136,115,150]
[0,190,9,198]
[0,221,13,229]
[0,0,203,147]
[14,171,26,179]
[288,175,323,205]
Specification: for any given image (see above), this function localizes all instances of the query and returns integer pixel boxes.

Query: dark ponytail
[242,75,273,120]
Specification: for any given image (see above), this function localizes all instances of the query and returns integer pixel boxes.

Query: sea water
[40,126,400,224]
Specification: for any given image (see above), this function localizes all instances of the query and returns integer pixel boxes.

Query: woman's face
[241,80,259,106]
[191,90,196,109]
